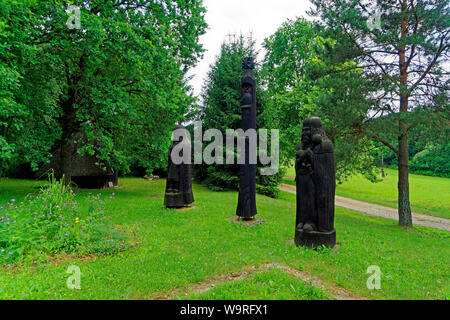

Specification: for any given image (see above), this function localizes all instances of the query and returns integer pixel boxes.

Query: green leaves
[1,0,207,176]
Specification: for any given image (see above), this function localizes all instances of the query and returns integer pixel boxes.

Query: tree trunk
[60,100,75,185]
[398,120,412,227]
[381,147,385,178]
[60,55,86,185]
[397,0,413,227]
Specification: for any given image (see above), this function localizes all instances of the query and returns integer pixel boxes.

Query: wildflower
[65,233,69,236]
[10,199,15,203]
[41,214,45,217]
[58,215,63,219]
[56,205,59,209]
[1,249,4,253]
[33,261,37,265]
[8,252,13,256]
[33,212,38,215]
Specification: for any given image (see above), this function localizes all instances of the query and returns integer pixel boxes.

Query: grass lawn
[283,167,450,219]
[0,177,449,300]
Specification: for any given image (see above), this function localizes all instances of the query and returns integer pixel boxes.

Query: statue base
[295,228,336,249]
[175,206,199,211]
[164,205,198,210]
[228,216,266,227]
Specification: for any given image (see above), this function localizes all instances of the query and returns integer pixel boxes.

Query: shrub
[410,142,450,178]
[0,174,130,267]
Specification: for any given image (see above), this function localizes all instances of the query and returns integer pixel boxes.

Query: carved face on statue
[301,124,312,146]
[301,117,325,148]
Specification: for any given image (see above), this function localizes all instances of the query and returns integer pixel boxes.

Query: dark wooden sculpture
[236,57,257,220]
[295,116,336,248]
[164,125,194,208]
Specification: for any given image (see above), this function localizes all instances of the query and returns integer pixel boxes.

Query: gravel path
[279,183,450,232]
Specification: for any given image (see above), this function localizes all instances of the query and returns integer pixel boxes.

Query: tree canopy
[0,0,207,179]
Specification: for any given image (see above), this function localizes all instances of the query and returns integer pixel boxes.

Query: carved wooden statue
[295,116,336,248]
[236,57,257,220]
[164,125,194,208]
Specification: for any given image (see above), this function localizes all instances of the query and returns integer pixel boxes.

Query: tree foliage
[193,34,283,198]
[0,0,207,179]
[307,0,449,226]
[262,18,379,182]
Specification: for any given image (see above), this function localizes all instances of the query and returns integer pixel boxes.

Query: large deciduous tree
[1,0,207,181]
[262,18,378,183]
[309,0,449,227]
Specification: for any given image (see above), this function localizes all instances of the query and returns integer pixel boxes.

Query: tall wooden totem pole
[236,57,257,220]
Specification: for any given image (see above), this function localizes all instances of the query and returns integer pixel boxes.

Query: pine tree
[309,0,449,227]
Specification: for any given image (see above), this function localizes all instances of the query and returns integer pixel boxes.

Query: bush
[256,167,286,198]
[410,142,450,178]
[0,174,130,267]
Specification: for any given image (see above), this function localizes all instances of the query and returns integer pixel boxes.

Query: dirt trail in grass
[279,183,450,231]
[150,263,367,300]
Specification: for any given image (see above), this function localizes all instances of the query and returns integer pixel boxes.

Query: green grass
[177,268,332,300]
[0,177,449,300]
[283,167,450,219]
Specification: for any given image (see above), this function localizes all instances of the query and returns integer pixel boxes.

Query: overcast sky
[186,0,313,99]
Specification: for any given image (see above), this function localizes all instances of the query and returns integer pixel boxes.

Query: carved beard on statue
[301,127,312,149]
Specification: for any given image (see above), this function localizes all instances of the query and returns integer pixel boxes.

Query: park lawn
[0,177,449,300]
[283,167,450,219]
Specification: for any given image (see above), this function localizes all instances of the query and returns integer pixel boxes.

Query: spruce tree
[193,34,283,198]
